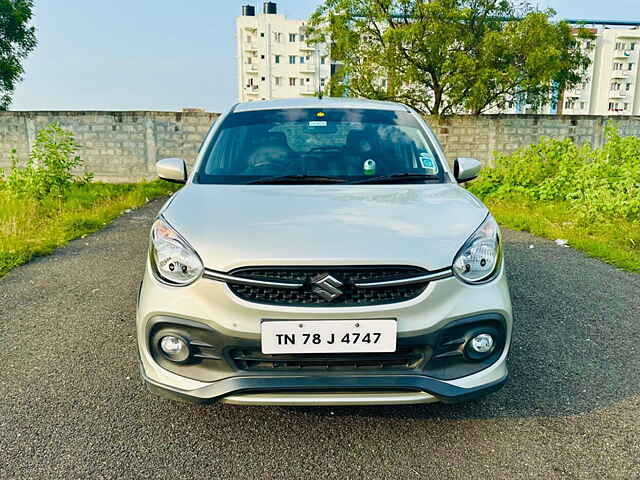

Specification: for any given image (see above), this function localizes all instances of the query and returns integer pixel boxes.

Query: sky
[10,0,640,112]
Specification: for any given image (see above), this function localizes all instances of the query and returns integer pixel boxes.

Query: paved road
[1,198,639,479]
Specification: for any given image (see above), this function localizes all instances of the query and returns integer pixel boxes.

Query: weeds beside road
[0,122,178,278]
[469,125,640,272]
[0,181,177,278]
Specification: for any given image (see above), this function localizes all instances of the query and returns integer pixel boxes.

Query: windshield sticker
[363,159,376,176]
[308,120,327,127]
[419,153,438,175]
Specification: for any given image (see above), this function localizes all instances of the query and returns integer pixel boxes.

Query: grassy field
[0,181,178,278]
[481,194,640,273]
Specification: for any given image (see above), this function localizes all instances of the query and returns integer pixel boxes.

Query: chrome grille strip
[203,267,453,290]
[203,269,304,289]
[354,270,453,288]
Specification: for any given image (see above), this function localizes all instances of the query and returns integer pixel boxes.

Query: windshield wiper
[350,173,440,185]
[247,175,347,185]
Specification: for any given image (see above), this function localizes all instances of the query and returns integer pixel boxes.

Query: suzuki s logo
[310,273,344,301]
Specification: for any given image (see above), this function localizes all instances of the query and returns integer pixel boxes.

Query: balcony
[299,63,316,74]
[245,85,260,95]
[246,63,258,73]
[300,84,318,95]
[244,42,258,52]
[299,44,316,52]
[611,71,630,79]
[609,90,627,98]
[613,50,632,59]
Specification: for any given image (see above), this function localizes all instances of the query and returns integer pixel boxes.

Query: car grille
[227,266,430,307]
[229,348,427,372]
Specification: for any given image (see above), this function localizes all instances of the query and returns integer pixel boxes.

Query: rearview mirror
[157,158,188,184]
[454,158,482,183]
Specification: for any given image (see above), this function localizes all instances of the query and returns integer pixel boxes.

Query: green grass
[0,181,179,278]
[481,194,640,272]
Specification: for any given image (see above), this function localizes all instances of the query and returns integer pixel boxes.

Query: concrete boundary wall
[0,111,220,182]
[428,114,640,168]
[1,111,639,182]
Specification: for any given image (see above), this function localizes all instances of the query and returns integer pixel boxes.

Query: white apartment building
[563,27,640,116]
[236,2,331,103]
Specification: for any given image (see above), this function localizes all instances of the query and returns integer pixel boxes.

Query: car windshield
[196,108,447,184]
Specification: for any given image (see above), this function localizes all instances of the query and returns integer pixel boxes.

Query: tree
[308,0,594,115]
[0,0,36,110]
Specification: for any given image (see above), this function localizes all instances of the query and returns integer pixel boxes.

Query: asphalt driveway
[1,198,639,479]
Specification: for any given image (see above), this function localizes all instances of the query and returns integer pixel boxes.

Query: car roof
[232,97,411,113]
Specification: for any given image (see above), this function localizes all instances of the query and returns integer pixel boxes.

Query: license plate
[261,319,397,354]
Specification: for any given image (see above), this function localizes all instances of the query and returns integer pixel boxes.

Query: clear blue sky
[10,0,640,112]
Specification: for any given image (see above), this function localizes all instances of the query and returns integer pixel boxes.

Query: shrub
[469,124,640,221]
[5,123,92,199]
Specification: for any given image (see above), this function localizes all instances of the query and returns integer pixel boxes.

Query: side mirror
[156,158,188,184]
[454,157,482,183]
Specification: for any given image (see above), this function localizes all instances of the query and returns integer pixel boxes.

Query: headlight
[149,217,203,286]
[452,214,502,284]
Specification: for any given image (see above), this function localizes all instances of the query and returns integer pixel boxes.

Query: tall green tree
[308,0,593,115]
[0,0,36,110]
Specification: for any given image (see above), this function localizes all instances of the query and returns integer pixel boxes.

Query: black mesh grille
[227,266,430,307]
[229,348,427,372]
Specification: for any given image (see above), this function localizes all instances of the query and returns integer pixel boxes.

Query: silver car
[137,98,512,406]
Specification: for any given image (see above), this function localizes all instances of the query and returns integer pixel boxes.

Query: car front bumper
[137,260,512,406]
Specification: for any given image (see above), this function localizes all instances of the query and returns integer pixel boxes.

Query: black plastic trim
[141,363,508,405]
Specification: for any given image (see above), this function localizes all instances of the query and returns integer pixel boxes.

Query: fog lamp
[159,335,190,362]
[470,333,494,353]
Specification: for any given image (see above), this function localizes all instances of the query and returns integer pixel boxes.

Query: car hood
[162,183,488,271]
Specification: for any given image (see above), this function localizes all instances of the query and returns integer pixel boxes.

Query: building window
[320,78,326,87]
[261,76,266,81]
[275,77,282,86]
[289,77,296,86]
[629,63,634,71]
[246,36,252,43]
[580,102,586,110]
[289,55,296,64]
[300,56,305,64]
[624,103,629,111]
[612,82,621,90]
[275,55,281,64]
[274,32,282,42]
[632,43,637,51]
[321,56,326,65]
[260,54,265,60]
[613,62,623,70]
[627,83,632,91]
[289,33,296,42]
[300,34,305,42]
